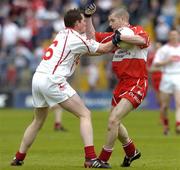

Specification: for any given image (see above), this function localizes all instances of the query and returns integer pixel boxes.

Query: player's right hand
[84,3,96,17]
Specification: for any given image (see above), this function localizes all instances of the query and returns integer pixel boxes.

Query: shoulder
[67,29,89,44]
[95,32,114,43]
[160,44,170,51]
[156,45,168,55]
[130,25,148,35]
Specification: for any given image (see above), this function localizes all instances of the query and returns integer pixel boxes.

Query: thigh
[43,77,76,107]
[32,74,48,108]
[160,74,173,94]
[174,90,180,107]
[151,72,162,92]
[173,74,180,92]
[112,78,148,108]
[59,93,90,118]
[160,91,170,107]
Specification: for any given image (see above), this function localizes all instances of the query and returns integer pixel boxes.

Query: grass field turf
[0,108,180,170]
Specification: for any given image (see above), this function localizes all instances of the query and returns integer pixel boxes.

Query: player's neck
[169,41,179,47]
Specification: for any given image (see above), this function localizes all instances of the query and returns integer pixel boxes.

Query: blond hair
[110,8,129,21]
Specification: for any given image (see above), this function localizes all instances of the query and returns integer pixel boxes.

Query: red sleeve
[95,32,114,43]
[131,25,150,49]
[147,52,155,67]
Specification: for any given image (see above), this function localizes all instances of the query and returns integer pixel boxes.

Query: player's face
[108,13,124,31]
[76,14,86,34]
[169,30,179,43]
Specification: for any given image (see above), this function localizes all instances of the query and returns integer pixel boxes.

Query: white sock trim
[122,139,132,147]
[103,146,113,152]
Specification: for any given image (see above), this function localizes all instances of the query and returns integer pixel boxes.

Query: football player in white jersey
[10,8,120,168]
[153,30,180,135]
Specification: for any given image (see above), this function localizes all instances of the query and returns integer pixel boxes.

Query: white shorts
[32,72,76,108]
[160,73,180,94]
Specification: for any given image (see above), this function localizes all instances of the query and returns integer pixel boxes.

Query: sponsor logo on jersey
[114,49,131,58]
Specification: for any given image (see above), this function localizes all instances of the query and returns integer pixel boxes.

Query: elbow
[138,38,146,45]
[136,36,147,45]
[154,63,160,68]
[142,39,146,45]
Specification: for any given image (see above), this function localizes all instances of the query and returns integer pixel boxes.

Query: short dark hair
[64,8,82,28]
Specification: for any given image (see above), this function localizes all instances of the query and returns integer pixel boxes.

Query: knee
[81,109,92,120]
[107,117,119,131]
[160,103,168,112]
[176,102,180,109]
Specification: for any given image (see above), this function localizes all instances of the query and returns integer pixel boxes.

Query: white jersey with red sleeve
[153,44,180,74]
[36,28,99,81]
[95,25,150,79]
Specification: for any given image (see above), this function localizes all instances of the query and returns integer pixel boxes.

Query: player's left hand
[112,30,122,46]
[84,3,96,17]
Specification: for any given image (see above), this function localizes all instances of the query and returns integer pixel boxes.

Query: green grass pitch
[0,108,180,170]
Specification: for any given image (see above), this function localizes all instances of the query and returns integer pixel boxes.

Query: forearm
[154,60,171,67]
[121,35,146,45]
[148,65,161,73]
[97,41,114,53]
[85,17,96,40]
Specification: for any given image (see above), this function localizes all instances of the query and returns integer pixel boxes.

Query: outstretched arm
[84,3,96,40]
[85,17,96,40]
[148,64,162,73]
[154,57,176,67]
[94,30,121,54]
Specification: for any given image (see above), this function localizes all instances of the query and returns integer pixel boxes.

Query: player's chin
[81,28,86,34]
[112,28,116,32]
[80,30,85,34]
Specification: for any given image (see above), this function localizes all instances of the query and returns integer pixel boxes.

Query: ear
[74,20,81,30]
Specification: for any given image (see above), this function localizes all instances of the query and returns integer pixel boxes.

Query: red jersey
[147,51,162,91]
[95,25,150,79]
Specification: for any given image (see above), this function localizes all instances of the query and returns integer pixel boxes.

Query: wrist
[84,13,92,18]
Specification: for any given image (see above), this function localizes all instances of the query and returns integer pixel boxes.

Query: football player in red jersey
[84,4,150,167]
[147,42,163,123]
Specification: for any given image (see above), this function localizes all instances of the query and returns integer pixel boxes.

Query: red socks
[163,118,169,127]
[98,140,136,162]
[16,151,26,160]
[122,139,136,157]
[176,121,180,127]
[84,146,97,159]
[54,122,61,129]
[98,147,113,162]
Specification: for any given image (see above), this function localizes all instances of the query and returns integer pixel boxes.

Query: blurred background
[0,0,179,109]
